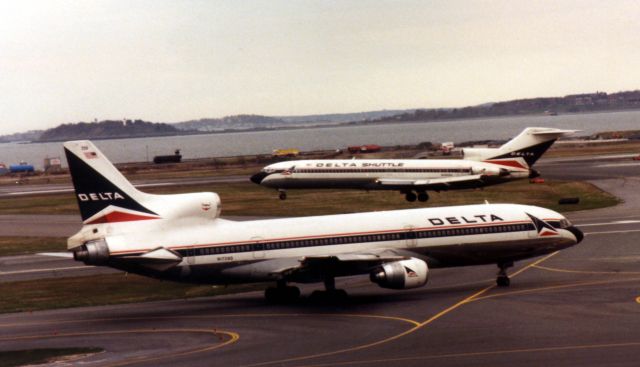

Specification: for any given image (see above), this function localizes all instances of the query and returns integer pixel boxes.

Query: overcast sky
[1,0,638,135]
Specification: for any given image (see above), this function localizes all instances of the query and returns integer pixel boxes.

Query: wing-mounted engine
[370,258,428,290]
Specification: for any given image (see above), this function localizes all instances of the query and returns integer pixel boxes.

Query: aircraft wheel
[496,262,512,287]
[332,289,348,300]
[278,191,287,200]
[286,286,301,299]
[265,287,279,302]
[309,289,349,303]
[265,286,300,303]
[405,192,417,202]
[417,192,429,202]
[496,275,510,287]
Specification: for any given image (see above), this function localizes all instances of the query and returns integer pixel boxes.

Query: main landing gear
[496,261,513,287]
[278,190,287,200]
[404,191,429,202]
[309,277,348,302]
[265,280,300,303]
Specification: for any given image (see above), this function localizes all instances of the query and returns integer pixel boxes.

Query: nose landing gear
[496,261,514,287]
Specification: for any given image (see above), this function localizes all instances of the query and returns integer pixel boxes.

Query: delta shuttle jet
[251,127,575,202]
[65,140,582,301]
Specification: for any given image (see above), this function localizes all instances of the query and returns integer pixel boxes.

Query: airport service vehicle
[251,127,575,201]
[65,140,583,301]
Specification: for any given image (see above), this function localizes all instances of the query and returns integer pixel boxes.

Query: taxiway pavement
[1,155,640,366]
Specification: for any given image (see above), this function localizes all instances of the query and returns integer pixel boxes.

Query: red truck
[347,144,381,154]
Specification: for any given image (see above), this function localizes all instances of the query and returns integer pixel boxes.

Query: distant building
[44,157,62,173]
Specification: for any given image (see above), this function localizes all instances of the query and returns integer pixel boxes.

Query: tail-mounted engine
[370,258,429,290]
[462,148,499,162]
[159,192,222,221]
[471,166,508,177]
[73,239,110,265]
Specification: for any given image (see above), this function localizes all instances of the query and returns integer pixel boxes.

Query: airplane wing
[302,252,406,267]
[376,174,485,189]
[273,249,409,282]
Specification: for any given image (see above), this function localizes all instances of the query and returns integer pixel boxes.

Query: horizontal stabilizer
[529,129,579,135]
[38,252,74,258]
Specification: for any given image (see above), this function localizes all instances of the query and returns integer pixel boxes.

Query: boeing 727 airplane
[65,140,582,302]
[251,127,575,202]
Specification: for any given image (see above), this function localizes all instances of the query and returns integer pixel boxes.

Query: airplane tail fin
[463,127,577,169]
[64,141,160,225]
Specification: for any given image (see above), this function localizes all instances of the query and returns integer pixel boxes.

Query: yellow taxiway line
[243,252,559,367]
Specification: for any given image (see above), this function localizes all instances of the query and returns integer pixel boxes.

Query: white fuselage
[252,159,530,191]
[100,203,579,284]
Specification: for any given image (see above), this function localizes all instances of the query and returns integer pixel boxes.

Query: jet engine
[370,258,428,290]
[73,238,109,265]
[471,166,508,177]
[159,192,222,221]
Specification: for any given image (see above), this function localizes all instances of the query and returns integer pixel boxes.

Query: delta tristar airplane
[251,127,576,202]
[65,140,583,302]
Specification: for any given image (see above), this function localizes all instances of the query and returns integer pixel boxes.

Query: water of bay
[2,110,638,169]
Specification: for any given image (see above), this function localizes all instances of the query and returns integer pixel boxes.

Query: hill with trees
[370,90,640,123]
[37,120,182,142]
[2,89,639,142]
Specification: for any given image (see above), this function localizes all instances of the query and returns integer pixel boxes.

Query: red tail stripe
[86,211,160,224]
[483,159,528,169]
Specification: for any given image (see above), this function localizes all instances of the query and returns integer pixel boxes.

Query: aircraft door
[404,225,417,248]
[528,222,538,239]
[283,166,295,179]
[252,236,266,259]
[186,247,197,265]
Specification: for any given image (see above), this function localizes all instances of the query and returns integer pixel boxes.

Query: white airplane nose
[250,171,268,184]
[567,226,584,243]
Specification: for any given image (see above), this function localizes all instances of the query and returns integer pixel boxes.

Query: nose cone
[567,226,584,243]
[250,171,268,184]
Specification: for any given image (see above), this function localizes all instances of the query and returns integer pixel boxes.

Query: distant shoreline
[29,108,640,143]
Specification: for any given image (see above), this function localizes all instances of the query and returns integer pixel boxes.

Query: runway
[0,175,247,198]
[1,154,640,366]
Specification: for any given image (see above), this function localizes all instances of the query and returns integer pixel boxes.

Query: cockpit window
[549,219,572,229]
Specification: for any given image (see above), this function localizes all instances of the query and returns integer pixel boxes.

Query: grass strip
[0,273,264,314]
[0,348,103,367]
[0,237,67,256]
[0,180,620,218]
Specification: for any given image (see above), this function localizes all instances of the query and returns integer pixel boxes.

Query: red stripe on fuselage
[483,160,528,169]
[86,211,160,224]
[539,230,559,236]
[110,219,539,255]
